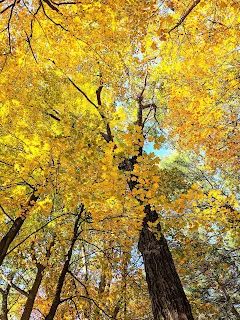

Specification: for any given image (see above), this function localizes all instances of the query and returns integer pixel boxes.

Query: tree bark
[0,190,39,266]
[138,205,194,320]
[119,155,194,319]
[95,82,194,320]
[20,264,44,320]
[45,209,83,320]
[0,285,10,320]
[21,238,54,320]
[0,217,25,266]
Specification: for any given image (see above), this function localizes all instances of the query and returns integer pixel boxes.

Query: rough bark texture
[119,153,194,320]
[0,190,39,266]
[20,264,44,320]
[138,205,194,320]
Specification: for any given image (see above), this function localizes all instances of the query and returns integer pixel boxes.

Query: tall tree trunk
[120,156,194,319]
[20,264,44,320]
[45,208,83,320]
[138,205,194,320]
[94,83,194,320]
[0,190,39,266]
[21,238,54,320]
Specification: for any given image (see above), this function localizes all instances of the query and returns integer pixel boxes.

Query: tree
[0,0,239,319]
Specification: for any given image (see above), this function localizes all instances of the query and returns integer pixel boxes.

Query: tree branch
[68,271,89,296]
[169,0,201,33]
[24,30,38,64]
[6,213,67,256]
[0,2,14,14]
[42,0,60,13]
[50,0,77,4]
[68,77,99,109]
[6,0,18,53]
[0,271,29,297]
[0,204,14,222]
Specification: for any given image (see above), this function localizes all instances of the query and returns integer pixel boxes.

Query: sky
[145,142,172,157]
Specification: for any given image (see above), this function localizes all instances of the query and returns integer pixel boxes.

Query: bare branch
[40,0,67,30]
[96,85,103,107]
[141,103,157,110]
[6,0,18,53]
[24,30,38,64]
[47,113,61,121]
[60,295,76,304]
[136,71,148,128]
[208,18,226,27]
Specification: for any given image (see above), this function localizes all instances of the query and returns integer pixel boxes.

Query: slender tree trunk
[44,260,69,320]
[20,264,44,320]
[0,190,39,266]
[82,244,91,319]
[138,205,194,320]
[112,302,120,319]
[21,237,54,320]
[0,285,10,320]
[45,209,82,320]
[93,271,106,320]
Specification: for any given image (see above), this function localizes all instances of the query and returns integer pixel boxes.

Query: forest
[0,0,239,319]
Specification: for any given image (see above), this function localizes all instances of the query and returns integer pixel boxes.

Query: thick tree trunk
[119,156,194,320]
[119,157,194,319]
[96,85,194,320]
[20,264,44,320]
[138,205,194,320]
[0,190,39,266]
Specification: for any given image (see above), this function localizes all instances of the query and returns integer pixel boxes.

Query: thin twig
[6,0,18,52]
[24,30,38,63]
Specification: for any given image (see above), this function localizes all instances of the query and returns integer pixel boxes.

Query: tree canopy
[0,0,239,319]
